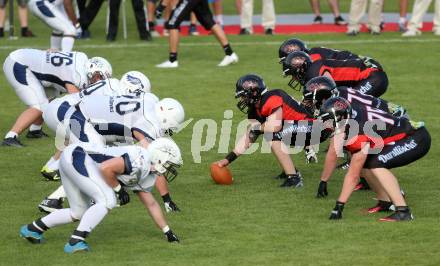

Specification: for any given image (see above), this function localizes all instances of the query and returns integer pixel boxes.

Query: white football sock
[41,208,74,228]
[29,124,42,131]
[76,203,108,232]
[48,185,66,200]
[5,131,17,139]
[45,156,60,171]
[50,35,62,50]
[399,17,406,24]
[215,15,223,26]
[61,36,74,52]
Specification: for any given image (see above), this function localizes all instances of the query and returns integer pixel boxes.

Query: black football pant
[354,71,389,97]
[108,0,149,39]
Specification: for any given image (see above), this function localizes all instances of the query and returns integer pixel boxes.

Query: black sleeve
[121,153,133,175]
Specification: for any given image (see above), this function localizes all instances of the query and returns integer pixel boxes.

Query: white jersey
[81,144,156,192]
[78,93,161,144]
[9,49,88,92]
[60,78,125,105]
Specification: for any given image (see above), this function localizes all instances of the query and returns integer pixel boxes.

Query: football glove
[316,181,328,198]
[164,229,180,243]
[164,200,181,213]
[155,3,166,19]
[115,186,130,206]
[329,201,345,220]
[75,23,82,38]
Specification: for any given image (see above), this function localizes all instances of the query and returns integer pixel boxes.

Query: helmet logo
[242,80,258,90]
[126,74,144,89]
[284,44,300,54]
[334,100,349,110]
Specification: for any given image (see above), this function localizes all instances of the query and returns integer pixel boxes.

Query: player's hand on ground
[329,201,344,220]
[215,159,229,168]
[116,187,130,206]
[164,229,180,243]
[164,200,181,213]
[316,181,328,198]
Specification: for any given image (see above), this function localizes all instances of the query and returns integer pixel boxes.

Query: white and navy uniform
[64,93,161,146]
[3,49,88,111]
[59,143,155,220]
[28,0,76,39]
[43,78,124,133]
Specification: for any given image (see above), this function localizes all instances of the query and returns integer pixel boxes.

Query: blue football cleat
[20,225,44,244]
[64,241,90,254]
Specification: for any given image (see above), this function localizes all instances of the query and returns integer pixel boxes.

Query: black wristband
[225,152,238,163]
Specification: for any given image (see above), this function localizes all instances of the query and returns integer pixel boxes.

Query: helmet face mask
[235,74,267,114]
[318,97,352,130]
[283,52,311,91]
[86,57,112,85]
[148,138,183,183]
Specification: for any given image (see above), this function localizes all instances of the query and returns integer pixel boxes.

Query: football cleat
[64,241,90,254]
[239,28,251,35]
[402,29,421,37]
[26,129,48,139]
[38,198,63,213]
[280,173,303,188]
[218,53,239,67]
[379,210,414,222]
[189,25,199,36]
[334,16,347,25]
[346,30,359,36]
[156,60,178,68]
[368,201,394,213]
[164,200,181,213]
[336,161,350,170]
[20,225,44,244]
[41,166,61,181]
[354,177,370,191]
[2,137,24,147]
[273,172,287,179]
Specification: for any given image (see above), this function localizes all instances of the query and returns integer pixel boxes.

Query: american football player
[282,51,388,97]
[1,49,88,147]
[39,94,185,215]
[214,74,330,188]
[20,138,182,253]
[28,0,80,51]
[318,97,430,221]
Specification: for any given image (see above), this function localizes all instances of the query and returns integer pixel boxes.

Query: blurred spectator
[346,0,384,36]
[398,0,409,31]
[402,0,440,36]
[189,13,199,35]
[209,0,223,27]
[240,0,275,35]
[309,0,347,25]
[147,0,160,36]
[235,0,241,14]
[78,0,105,39]
[0,0,35,37]
[107,0,151,41]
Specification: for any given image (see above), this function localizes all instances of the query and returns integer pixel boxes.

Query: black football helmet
[302,76,337,113]
[282,51,312,90]
[318,97,352,129]
[235,74,267,113]
[278,38,309,63]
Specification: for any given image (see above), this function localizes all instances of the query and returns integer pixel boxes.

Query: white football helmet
[73,52,89,89]
[86,57,112,83]
[120,71,151,94]
[155,98,185,136]
[148,138,183,182]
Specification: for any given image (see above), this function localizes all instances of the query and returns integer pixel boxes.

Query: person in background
[346,0,384,36]
[107,0,152,41]
[235,0,241,14]
[240,0,275,35]
[147,0,160,37]
[78,0,105,39]
[309,0,347,25]
[402,0,440,36]
[0,0,35,37]
[398,0,409,32]
[209,0,223,27]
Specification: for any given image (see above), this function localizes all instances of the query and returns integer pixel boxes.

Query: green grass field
[1,3,440,266]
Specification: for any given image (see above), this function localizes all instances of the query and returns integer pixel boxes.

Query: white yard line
[0,38,438,50]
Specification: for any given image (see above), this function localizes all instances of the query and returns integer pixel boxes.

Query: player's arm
[317,132,344,197]
[63,0,79,26]
[261,107,283,133]
[329,143,369,220]
[136,191,180,242]
[132,130,150,148]
[100,157,131,205]
[65,83,80,94]
[216,119,261,167]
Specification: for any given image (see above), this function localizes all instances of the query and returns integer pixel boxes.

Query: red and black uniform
[305,59,388,97]
[248,89,329,147]
[308,47,358,62]
[344,102,430,169]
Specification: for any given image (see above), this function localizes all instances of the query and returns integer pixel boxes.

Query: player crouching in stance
[214,74,327,188]
[318,97,430,221]
[20,138,182,253]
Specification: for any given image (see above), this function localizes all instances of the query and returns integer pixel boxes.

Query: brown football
[210,163,233,185]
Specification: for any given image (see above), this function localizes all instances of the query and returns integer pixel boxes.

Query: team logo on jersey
[378,139,417,163]
[126,75,144,89]
[359,82,372,94]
